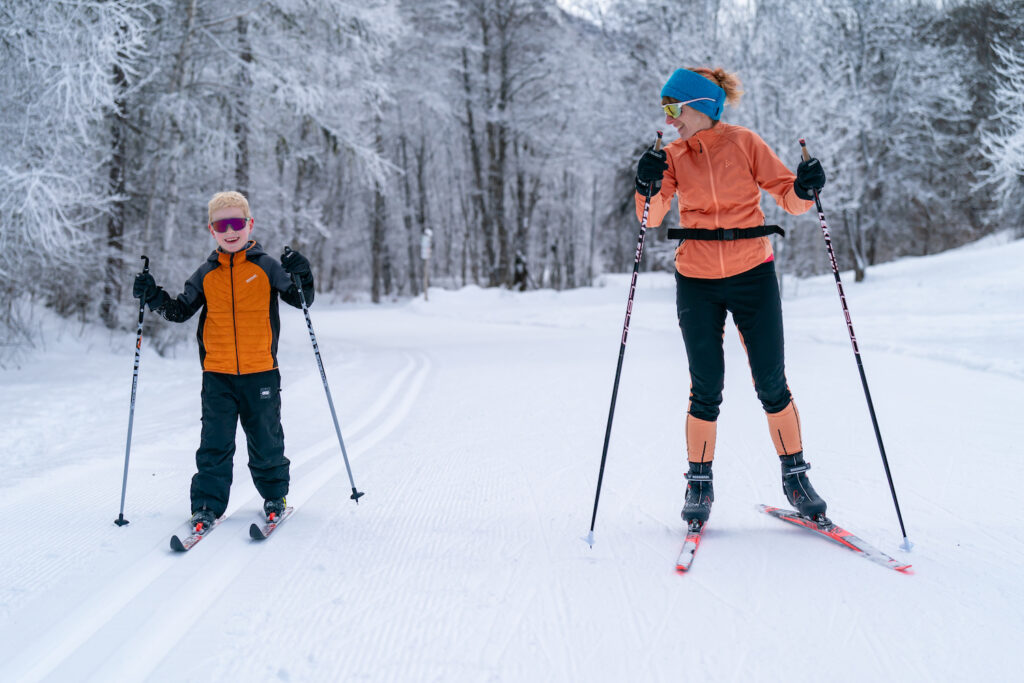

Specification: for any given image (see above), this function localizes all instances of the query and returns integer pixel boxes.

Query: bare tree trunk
[371,125,387,303]
[398,132,420,295]
[587,175,598,286]
[460,47,488,287]
[487,12,511,287]
[100,46,128,330]
[234,16,253,196]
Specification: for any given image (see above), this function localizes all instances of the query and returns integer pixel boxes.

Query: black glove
[794,157,826,200]
[635,146,668,196]
[280,249,312,278]
[133,272,158,303]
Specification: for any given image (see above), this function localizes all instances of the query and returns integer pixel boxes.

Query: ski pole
[115,255,150,527]
[799,138,912,551]
[585,131,663,547]
[284,247,364,503]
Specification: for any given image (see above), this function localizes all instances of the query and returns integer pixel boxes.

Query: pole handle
[799,138,811,162]
[141,255,150,273]
[654,130,664,151]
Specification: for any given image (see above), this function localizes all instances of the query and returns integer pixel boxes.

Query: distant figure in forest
[132,191,314,534]
[513,251,529,291]
[633,67,829,528]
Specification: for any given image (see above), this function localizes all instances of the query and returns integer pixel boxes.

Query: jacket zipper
[229,252,240,374]
[699,141,726,277]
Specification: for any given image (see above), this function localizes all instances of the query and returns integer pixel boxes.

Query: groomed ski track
[1,236,1023,681]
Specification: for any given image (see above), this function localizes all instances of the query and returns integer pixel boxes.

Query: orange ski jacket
[635,123,813,279]
[156,241,314,374]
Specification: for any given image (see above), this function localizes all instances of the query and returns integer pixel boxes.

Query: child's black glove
[794,157,826,200]
[281,249,312,278]
[132,271,167,310]
[133,272,158,302]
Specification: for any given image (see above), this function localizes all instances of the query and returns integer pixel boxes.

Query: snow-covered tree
[0,0,153,352]
[979,41,1024,233]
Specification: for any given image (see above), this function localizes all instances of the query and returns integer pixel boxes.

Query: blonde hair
[208,191,251,222]
[690,67,744,107]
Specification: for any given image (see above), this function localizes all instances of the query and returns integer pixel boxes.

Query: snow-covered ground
[1,233,1022,682]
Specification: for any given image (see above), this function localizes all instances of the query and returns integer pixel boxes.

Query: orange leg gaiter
[686,413,717,464]
[766,400,803,456]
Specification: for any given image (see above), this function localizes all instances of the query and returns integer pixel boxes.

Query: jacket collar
[207,240,264,265]
[685,124,724,153]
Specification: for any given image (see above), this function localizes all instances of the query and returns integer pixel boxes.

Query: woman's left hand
[794,157,826,199]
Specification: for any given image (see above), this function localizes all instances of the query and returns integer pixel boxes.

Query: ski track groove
[480,453,576,682]
[513,456,575,681]
[149,350,431,680]
[2,350,430,683]
[201,353,476,681]
[602,532,652,671]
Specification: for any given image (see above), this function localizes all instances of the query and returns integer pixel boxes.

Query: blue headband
[660,69,726,121]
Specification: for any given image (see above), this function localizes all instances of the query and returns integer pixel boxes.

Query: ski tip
[582,531,595,548]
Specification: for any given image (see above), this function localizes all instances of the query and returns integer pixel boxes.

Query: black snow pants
[675,260,792,422]
[191,369,289,516]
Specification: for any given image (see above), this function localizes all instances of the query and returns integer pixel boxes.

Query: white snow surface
[1,233,1022,682]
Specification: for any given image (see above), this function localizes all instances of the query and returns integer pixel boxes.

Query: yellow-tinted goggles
[662,97,715,119]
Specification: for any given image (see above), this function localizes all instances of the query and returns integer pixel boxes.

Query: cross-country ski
[675,521,706,572]
[250,506,295,540]
[169,516,222,552]
[758,504,912,573]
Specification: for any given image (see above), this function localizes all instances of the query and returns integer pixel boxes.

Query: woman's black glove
[794,157,826,200]
[635,146,668,196]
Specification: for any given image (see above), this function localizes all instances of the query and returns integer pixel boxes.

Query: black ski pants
[675,261,792,422]
[191,369,289,516]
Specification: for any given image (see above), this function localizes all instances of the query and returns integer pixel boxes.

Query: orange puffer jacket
[635,123,813,279]
[157,241,314,374]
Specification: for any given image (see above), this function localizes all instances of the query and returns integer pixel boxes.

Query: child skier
[132,191,314,533]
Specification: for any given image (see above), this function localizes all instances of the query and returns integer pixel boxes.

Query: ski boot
[681,461,713,531]
[190,509,216,534]
[263,497,287,522]
[780,453,828,522]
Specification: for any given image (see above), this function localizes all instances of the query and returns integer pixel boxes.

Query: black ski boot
[263,497,287,521]
[190,509,216,533]
[682,461,713,530]
[780,453,827,521]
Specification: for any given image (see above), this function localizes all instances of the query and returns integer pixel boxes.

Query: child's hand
[133,272,158,302]
[281,249,311,278]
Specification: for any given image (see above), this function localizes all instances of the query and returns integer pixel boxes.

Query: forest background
[2,0,1022,358]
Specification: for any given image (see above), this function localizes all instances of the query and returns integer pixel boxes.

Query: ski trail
[3,351,431,683]
[9,548,178,683]
[292,351,421,462]
[92,352,432,681]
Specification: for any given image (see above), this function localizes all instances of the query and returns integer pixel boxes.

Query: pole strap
[666,225,785,241]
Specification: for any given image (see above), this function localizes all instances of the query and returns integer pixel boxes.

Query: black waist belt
[666,225,785,240]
